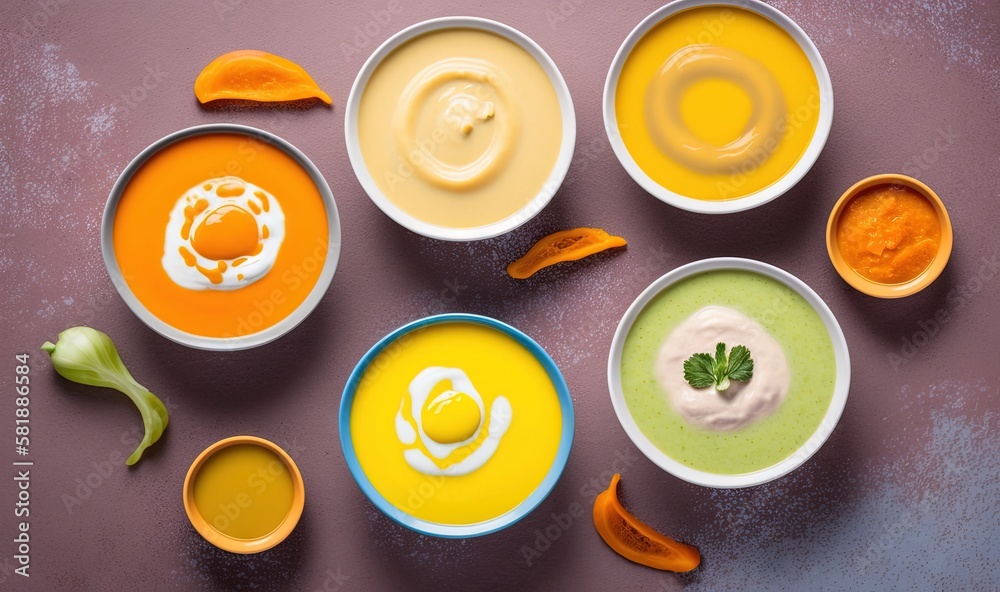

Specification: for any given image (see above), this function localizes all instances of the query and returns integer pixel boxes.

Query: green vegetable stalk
[41,327,169,466]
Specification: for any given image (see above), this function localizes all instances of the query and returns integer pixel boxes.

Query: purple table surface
[2,1,999,590]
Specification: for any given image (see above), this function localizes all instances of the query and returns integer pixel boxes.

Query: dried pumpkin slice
[593,474,700,572]
[195,50,332,105]
[507,227,626,279]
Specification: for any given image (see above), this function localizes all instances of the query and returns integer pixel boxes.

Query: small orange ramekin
[182,436,305,554]
[826,173,953,298]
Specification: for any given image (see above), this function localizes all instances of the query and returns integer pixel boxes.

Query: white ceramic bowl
[344,16,576,241]
[101,124,341,351]
[603,0,834,214]
[607,257,850,488]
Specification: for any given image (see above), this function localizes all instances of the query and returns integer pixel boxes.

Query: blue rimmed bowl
[339,313,574,537]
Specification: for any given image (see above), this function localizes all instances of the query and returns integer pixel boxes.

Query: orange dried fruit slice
[507,227,626,279]
[195,50,332,105]
[592,474,701,572]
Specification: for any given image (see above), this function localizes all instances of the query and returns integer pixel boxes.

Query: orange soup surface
[837,184,940,284]
[113,133,329,338]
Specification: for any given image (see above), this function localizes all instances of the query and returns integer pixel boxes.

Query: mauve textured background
[1,0,999,590]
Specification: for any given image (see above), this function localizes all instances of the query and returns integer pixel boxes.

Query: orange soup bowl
[102,124,341,350]
[826,174,953,298]
[183,436,305,554]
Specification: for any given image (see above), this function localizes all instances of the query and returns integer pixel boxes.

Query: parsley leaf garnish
[682,342,754,392]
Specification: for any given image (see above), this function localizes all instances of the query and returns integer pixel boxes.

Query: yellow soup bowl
[604,0,834,213]
[339,313,574,537]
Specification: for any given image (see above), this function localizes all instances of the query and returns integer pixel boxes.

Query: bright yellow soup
[350,322,563,525]
[616,5,820,200]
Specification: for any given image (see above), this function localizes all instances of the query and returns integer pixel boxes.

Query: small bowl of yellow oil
[183,435,305,553]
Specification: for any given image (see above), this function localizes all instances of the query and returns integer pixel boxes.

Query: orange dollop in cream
[837,184,941,284]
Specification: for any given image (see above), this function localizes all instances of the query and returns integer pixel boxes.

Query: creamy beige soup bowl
[345,17,576,241]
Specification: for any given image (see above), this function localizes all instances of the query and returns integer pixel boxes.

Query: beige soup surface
[358,28,563,229]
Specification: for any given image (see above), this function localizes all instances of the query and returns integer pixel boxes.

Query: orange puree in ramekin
[827,174,952,299]
[836,184,941,284]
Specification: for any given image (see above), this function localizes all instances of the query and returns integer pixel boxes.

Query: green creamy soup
[621,270,836,474]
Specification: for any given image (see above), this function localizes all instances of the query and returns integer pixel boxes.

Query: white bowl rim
[101,123,342,351]
[606,257,851,488]
[344,16,577,241]
[602,0,835,214]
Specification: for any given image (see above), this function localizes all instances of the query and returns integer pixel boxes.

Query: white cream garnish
[394,367,512,477]
[655,306,789,431]
[161,176,285,291]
